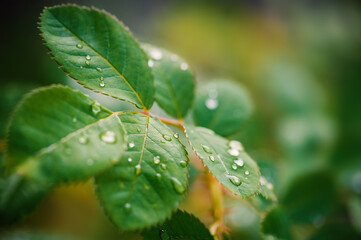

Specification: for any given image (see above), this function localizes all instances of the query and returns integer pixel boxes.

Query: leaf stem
[207,170,225,240]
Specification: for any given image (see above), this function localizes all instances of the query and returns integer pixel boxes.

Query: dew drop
[85,55,91,60]
[205,98,218,110]
[150,49,162,60]
[153,156,160,165]
[156,173,162,180]
[99,76,104,81]
[148,59,154,67]
[160,163,167,170]
[91,102,101,115]
[87,158,94,166]
[72,117,77,123]
[180,62,188,70]
[124,203,132,213]
[260,176,266,185]
[171,177,186,194]
[173,133,179,139]
[232,164,238,170]
[78,134,88,144]
[201,144,212,154]
[234,158,244,167]
[80,66,83,69]
[85,61,90,66]
[180,160,188,168]
[160,139,166,143]
[100,131,117,144]
[245,170,250,176]
[96,67,102,72]
[135,164,141,176]
[228,140,244,151]
[128,142,135,149]
[209,156,215,162]
[162,134,172,142]
[266,182,274,190]
[76,43,83,49]
[137,128,141,133]
[228,175,242,186]
[128,157,132,162]
[228,148,240,157]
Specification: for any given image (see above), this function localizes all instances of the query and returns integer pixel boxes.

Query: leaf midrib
[47,10,145,108]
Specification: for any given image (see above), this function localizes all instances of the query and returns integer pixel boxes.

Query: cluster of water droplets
[205,84,219,110]
[147,48,188,71]
[76,43,106,87]
[226,140,248,187]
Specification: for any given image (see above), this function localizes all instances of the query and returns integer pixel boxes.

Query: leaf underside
[193,81,253,136]
[184,125,260,198]
[142,210,214,240]
[142,43,195,119]
[95,112,189,230]
[40,5,154,109]
[6,85,127,184]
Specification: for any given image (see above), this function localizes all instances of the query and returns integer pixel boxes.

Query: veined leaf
[6,85,127,183]
[0,174,50,225]
[95,113,189,230]
[40,5,154,109]
[259,176,277,200]
[184,125,260,198]
[142,43,195,119]
[142,210,214,240]
[261,207,291,240]
[193,81,253,136]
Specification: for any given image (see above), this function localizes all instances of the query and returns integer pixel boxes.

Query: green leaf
[0,174,50,225]
[348,197,361,233]
[258,176,277,201]
[184,125,260,197]
[142,210,214,240]
[280,169,337,223]
[6,85,127,183]
[261,207,291,240]
[309,222,361,240]
[39,5,154,109]
[193,81,253,136]
[142,43,195,119]
[95,113,189,230]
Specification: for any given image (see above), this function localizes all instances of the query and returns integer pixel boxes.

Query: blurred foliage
[1,0,361,239]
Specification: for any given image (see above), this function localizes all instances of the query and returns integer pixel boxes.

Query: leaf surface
[193,81,253,136]
[258,176,277,200]
[95,113,189,230]
[142,43,195,119]
[6,85,127,183]
[184,125,260,197]
[40,5,154,109]
[142,210,213,240]
[261,207,291,240]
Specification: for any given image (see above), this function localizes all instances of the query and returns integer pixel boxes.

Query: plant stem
[207,170,225,240]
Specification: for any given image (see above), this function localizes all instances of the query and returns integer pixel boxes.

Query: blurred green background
[1,0,361,239]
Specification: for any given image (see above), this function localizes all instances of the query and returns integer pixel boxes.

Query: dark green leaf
[261,206,291,240]
[142,210,213,240]
[6,85,127,183]
[184,125,260,197]
[40,5,154,109]
[308,222,361,240]
[348,197,361,233]
[142,43,195,119]
[193,81,253,136]
[0,174,50,225]
[95,113,189,230]
[280,169,337,223]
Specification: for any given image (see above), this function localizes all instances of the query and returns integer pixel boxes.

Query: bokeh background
[1,0,361,239]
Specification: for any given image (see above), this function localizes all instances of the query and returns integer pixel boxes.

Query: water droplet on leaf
[153,156,160,165]
[160,163,167,170]
[72,117,77,123]
[162,134,172,141]
[128,142,135,148]
[96,67,102,72]
[232,164,237,170]
[202,144,212,154]
[156,173,161,180]
[173,133,179,139]
[209,156,215,162]
[171,177,186,194]
[85,55,91,60]
[205,98,218,110]
[91,102,101,115]
[180,62,188,70]
[148,59,154,67]
[228,175,242,186]
[85,61,90,66]
[78,134,88,144]
[100,131,117,144]
[245,170,250,176]
[76,44,83,49]
[150,49,162,60]
[234,158,244,167]
[228,148,239,157]
[128,157,132,162]
[124,203,131,213]
[228,140,244,151]
[180,160,188,168]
